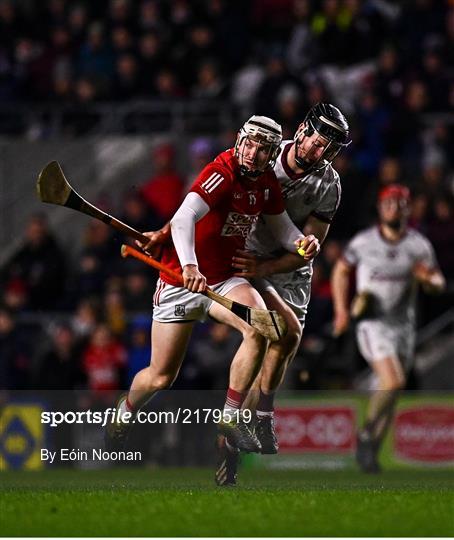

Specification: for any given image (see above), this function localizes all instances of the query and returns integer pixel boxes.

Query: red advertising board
[393,406,454,464]
[275,406,356,453]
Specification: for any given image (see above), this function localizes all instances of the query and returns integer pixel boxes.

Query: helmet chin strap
[239,164,263,178]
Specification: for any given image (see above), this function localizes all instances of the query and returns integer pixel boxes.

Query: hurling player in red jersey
[105,116,320,455]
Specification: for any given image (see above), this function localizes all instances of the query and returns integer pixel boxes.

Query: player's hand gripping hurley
[121,245,286,341]
[37,161,287,342]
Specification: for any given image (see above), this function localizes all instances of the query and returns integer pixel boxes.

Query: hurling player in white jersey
[226,103,351,460]
[331,184,446,473]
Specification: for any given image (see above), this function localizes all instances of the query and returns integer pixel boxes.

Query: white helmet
[235,115,283,177]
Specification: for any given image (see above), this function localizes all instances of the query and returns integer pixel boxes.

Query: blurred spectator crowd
[1,0,454,392]
[0,0,453,136]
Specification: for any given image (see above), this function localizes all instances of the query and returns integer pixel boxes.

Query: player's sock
[256,389,275,418]
[356,391,398,474]
[371,394,398,447]
[363,389,399,444]
[255,389,278,454]
[105,394,135,452]
[223,388,246,421]
[242,386,260,413]
[118,394,137,420]
[220,388,261,452]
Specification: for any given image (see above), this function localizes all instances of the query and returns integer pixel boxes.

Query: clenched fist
[295,234,320,261]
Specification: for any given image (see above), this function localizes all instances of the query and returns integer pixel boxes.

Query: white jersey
[246,141,341,266]
[245,140,341,322]
[343,226,438,326]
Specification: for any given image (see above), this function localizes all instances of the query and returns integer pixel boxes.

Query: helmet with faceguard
[235,115,283,177]
[294,103,350,173]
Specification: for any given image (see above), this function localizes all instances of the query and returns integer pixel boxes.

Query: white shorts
[253,268,312,325]
[152,277,249,323]
[356,320,415,369]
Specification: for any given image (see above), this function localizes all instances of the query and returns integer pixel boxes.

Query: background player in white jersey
[215,103,351,486]
[331,184,446,473]
[105,116,319,455]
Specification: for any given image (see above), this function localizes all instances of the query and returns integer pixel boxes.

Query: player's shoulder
[279,140,293,154]
[191,149,236,196]
[211,148,237,175]
[343,227,376,265]
[307,163,341,198]
[273,140,293,179]
[214,148,235,165]
[406,227,426,241]
[351,226,377,244]
[322,162,341,185]
[405,227,433,247]
[198,149,236,182]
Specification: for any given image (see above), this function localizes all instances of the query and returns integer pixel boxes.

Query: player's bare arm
[232,251,308,278]
[303,215,331,244]
[412,262,446,294]
[232,214,327,277]
[232,235,319,278]
[331,257,352,336]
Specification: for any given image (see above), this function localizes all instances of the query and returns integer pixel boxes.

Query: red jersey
[160,149,285,285]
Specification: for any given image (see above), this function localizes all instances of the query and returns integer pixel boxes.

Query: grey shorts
[252,271,311,325]
[152,277,249,323]
[356,320,415,369]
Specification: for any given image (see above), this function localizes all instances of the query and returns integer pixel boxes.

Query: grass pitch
[1,468,453,536]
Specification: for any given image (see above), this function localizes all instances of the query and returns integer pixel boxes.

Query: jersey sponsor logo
[264,188,269,200]
[248,192,257,206]
[387,249,398,259]
[370,270,407,281]
[174,305,186,317]
[221,212,259,237]
[201,172,224,194]
[365,249,381,257]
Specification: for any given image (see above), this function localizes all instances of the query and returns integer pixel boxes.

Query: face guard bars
[235,116,283,177]
[294,107,351,173]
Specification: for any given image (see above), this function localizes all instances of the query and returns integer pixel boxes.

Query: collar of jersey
[377,225,409,245]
